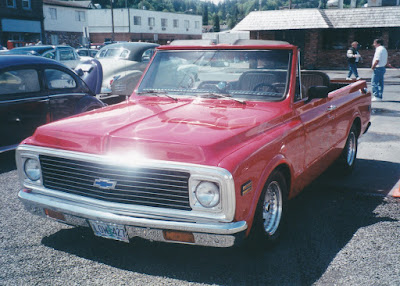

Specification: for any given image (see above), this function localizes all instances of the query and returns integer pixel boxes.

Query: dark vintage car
[0,55,105,152]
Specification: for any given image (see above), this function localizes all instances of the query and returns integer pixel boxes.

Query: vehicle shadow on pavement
[41,185,395,285]
[0,151,16,174]
[313,158,400,197]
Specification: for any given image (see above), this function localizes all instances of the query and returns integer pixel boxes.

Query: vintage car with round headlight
[16,40,371,247]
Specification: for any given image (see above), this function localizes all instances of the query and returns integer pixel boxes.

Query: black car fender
[74,95,105,114]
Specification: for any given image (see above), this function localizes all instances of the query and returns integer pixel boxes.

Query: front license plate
[89,220,129,243]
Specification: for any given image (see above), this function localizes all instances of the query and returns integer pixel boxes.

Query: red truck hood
[27,97,287,165]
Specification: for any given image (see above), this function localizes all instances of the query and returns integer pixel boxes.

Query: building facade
[0,0,44,48]
[368,0,400,6]
[43,0,92,47]
[88,8,202,44]
[233,7,400,69]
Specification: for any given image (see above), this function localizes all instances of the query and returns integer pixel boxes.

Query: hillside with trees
[91,0,368,30]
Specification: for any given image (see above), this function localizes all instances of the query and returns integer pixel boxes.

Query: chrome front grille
[39,155,191,210]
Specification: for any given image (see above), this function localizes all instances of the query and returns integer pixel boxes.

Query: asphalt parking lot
[0,74,399,286]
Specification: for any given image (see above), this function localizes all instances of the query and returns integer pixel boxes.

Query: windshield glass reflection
[137,49,292,101]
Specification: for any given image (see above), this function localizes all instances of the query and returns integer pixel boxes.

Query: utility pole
[289,0,292,9]
[111,0,114,41]
[259,0,261,11]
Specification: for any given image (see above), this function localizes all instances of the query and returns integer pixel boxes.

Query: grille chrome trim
[16,145,236,222]
[40,155,191,210]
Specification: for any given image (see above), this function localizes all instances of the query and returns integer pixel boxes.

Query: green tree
[213,13,220,32]
[202,4,209,25]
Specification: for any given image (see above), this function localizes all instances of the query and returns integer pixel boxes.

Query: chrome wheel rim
[347,132,356,166]
[262,181,282,236]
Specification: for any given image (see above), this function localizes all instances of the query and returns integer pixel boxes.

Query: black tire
[80,103,102,113]
[247,170,288,247]
[337,125,358,175]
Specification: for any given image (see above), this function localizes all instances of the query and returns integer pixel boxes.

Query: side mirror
[75,68,84,77]
[307,86,329,101]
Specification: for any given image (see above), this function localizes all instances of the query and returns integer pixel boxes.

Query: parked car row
[2,45,91,69]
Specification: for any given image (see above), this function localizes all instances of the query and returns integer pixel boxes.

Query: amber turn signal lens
[44,209,65,221]
[163,230,195,243]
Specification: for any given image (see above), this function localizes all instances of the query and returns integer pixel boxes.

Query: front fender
[242,154,293,235]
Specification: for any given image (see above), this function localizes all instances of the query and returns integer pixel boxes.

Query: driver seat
[238,71,276,91]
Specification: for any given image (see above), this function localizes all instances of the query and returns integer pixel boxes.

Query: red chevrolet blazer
[16,40,371,247]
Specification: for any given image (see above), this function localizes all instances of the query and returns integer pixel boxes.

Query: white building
[43,0,92,47]
[368,0,400,6]
[88,8,202,44]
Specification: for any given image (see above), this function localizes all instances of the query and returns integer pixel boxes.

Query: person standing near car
[346,41,361,80]
[371,39,388,101]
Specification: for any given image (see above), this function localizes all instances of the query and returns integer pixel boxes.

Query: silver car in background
[95,42,159,96]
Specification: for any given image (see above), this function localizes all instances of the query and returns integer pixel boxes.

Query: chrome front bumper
[19,190,247,247]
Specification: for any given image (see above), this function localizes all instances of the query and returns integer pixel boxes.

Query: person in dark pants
[346,41,361,80]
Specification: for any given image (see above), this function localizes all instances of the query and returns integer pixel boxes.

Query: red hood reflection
[26,96,289,166]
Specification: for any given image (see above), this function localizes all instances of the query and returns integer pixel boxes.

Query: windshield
[96,48,130,59]
[137,49,292,101]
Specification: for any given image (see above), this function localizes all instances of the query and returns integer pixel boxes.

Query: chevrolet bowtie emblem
[93,178,117,190]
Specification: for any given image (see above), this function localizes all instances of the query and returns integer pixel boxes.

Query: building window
[134,16,141,25]
[161,18,167,28]
[195,21,200,29]
[382,0,397,6]
[50,34,59,45]
[184,20,190,30]
[389,28,400,50]
[173,19,179,28]
[6,0,16,8]
[321,29,348,50]
[22,0,31,10]
[354,28,383,50]
[49,8,57,20]
[148,17,155,27]
[75,11,86,22]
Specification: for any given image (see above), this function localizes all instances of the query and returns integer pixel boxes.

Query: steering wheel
[253,83,279,93]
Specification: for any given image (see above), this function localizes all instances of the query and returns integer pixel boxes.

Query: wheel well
[274,164,291,196]
[353,117,361,137]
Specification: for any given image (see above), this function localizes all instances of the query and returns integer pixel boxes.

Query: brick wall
[252,28,400,69]
[45,31,82,47]
[304,30,319,69]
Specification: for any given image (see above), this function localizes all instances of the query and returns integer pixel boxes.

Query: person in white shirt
[371,39,388,101]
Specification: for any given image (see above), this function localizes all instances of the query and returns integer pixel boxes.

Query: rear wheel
[248,170,288,247]
[337,125,358,175]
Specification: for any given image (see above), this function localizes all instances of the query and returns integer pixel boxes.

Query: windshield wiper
[137,90,178,101]
[197,92,246,104]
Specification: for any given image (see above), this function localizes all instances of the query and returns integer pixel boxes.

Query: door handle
[327,105,337,111]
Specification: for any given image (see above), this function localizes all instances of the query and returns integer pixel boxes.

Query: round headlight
[24,158,41,181]
[195,181,220,208]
